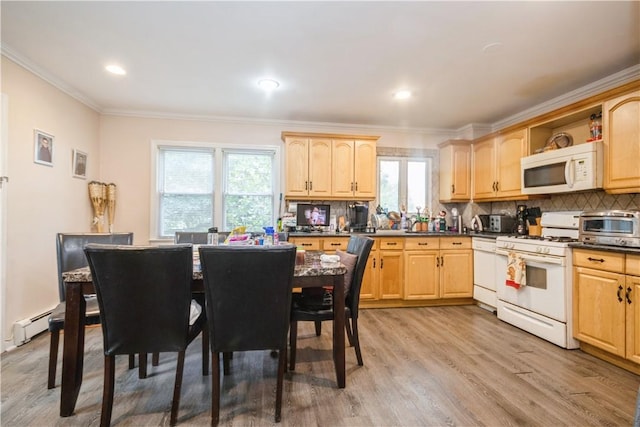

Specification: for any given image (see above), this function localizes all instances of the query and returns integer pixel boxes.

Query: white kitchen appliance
[521,141,603,195]
[472,237,497,312]
[495,211,582,349]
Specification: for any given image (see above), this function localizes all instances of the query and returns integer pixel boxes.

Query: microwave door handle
[565,159,574,188]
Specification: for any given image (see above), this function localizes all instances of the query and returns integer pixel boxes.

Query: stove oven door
[495,249,568,322]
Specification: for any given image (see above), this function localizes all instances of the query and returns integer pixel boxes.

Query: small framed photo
[34,130,54,166]
[72,149,88,179]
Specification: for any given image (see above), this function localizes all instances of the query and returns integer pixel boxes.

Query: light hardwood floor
[2,305,639,426]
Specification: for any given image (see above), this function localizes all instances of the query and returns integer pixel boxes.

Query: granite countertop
[467,231,514,239]
[62,248,347,283]
[569,242,640,255]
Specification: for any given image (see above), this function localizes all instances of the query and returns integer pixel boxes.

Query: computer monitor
[296,204,330,227]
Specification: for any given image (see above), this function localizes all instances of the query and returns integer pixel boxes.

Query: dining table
[59,248,347,417]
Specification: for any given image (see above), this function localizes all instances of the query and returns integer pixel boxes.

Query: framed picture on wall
[72,149,87,179]
[34,129,54,166]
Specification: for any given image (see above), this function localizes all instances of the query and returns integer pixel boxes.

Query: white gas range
[495,211,581,349]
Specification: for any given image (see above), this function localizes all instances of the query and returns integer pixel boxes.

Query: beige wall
[1,57,100,343]
[2,56,452,344]
[99,116,453,244]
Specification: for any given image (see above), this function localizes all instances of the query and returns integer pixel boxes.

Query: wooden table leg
[332,274,346,388]
[60,281,86,417]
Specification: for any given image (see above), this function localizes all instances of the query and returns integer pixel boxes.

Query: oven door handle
[496,249,565,266]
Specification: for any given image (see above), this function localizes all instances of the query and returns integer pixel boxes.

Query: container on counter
[207,227,219,245]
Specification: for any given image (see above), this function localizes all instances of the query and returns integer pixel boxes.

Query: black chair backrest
[199,245,297,352]
[84,244,194,356]
[175,231,208,244]
[56,232,133,302]
[345,235,374,316]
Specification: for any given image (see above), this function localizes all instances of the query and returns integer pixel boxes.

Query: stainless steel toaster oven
[489,214,517,233]
[579,210,640,248]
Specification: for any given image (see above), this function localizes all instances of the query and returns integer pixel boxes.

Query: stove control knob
[617,239,627,246]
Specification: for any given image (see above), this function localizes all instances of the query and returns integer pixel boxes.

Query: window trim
[377,155,432,215]
[150,140,280,242]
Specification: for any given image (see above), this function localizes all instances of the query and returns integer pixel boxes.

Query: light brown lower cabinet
[573,249,640,370]
[404,237,473,300]
[291,235,474,307]
[361,238,404,300]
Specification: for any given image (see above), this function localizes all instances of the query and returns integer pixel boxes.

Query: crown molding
[454,123,493,140]
[101,108,455,137]
[492,64,640,131]
[1,44,103,112]
[4,43,638,138]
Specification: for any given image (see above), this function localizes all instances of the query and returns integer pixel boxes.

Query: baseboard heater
[13,310,52,346]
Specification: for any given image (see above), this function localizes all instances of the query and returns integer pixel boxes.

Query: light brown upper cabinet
[603,90,640,194]
[332,139,377,199]
[438,140,471,202]
[282,132,379,200]
[282,135,332,198]
[472,128,528,201]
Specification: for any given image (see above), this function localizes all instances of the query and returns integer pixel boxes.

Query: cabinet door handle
[436,257,440,267]
[355,182,358,191]
[387,242,397,246]
[305,181,308,190]
[309,181,312,191]
[451,184,455,193]
[617,285,623,302]
[495,181,499,191]
[452,242,462,245]
[351,182,354,191]
[418,242,429,246]
[372,258,376,269]
[587,257,605,263]
[440,256,444,267]
[380,259,384,269]
[626,287,632,304]
[330,243,341,246]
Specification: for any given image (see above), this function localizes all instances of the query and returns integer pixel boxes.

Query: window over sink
[151,141,280,239]
[378,156,432,215]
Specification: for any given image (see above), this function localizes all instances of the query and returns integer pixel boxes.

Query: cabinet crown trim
[281,131,380,142]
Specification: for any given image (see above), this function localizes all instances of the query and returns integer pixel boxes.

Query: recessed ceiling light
[258,79,280,90]
[393,90,412,100]
[105,64,126,75]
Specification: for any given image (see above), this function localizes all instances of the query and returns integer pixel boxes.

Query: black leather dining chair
[289,235,374,369]
[199,244,297,425]
[171,232,213,375]
[84,244,205,426]
[48,232,133,389]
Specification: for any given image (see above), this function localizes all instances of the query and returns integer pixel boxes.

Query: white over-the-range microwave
[521,140,603,195]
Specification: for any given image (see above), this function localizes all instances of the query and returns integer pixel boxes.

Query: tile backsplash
[490,191,640,216]
[447,190,640,230]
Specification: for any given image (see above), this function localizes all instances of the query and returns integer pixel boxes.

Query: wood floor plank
[1,305,639,426]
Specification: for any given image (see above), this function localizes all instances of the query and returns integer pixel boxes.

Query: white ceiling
[2,1,639,131]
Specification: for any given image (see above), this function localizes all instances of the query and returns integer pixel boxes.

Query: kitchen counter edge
[569,242,640,255]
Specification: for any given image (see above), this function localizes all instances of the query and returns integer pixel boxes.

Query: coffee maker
[349,202,369,232]
[516,204,528,235]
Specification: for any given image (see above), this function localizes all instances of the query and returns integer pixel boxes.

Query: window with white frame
[222,150,275,232]
[152,142,278,239]
[378,156,432,215]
